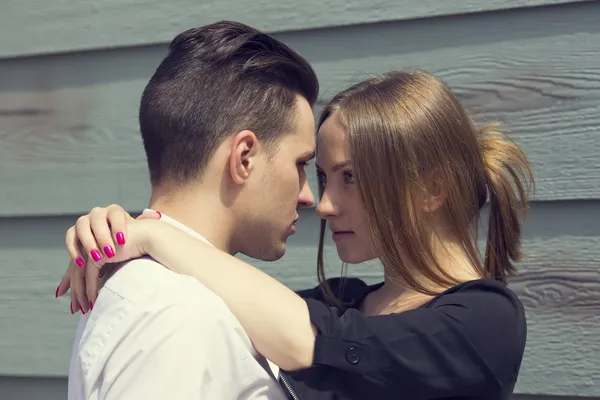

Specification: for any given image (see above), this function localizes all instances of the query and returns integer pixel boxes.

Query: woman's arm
[285,281,526,398]
[60,210,525,395]
[142,220,318,371]
[57,206,317,369]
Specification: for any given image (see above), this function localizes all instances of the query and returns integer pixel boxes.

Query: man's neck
[148,186,236,255]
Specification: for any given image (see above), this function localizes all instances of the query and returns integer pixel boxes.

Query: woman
[56,69,534,399]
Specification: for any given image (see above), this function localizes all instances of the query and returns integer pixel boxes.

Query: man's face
[235,96,316,261]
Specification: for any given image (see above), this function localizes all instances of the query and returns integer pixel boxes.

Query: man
[66,20,319,399]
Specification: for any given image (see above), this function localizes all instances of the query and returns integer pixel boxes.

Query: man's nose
[298,180,315,208]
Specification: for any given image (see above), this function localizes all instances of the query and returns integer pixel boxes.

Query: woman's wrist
[134,219,200,274]
[133,219,167,259]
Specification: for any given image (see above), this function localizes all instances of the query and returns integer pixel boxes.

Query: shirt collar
[142,208,215,248]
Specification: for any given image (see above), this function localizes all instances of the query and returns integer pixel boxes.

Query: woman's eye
[317,170,326,183]
[343,171,354,184]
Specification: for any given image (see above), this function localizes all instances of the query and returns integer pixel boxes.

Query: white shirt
[67,211,286,400]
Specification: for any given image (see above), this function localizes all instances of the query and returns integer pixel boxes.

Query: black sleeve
[294,286,319,299]
[286,281,526,398]
[294,277,368,302]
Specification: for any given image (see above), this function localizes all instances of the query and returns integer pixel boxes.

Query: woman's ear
[229,130,259,185]
[422,172,446,214]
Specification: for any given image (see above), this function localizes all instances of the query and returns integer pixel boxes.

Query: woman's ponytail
[480,123,535,282]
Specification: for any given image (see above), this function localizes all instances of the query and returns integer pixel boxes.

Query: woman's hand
[55,205,161,314]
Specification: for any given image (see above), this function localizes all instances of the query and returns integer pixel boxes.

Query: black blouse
[278,278,526,400]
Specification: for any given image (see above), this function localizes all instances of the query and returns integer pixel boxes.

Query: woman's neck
[361,242,481,317]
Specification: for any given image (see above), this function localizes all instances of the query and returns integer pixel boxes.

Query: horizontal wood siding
[2,2,600,216]
[1,1,599,398]
[1,201,599,396]
[0,0,591,58]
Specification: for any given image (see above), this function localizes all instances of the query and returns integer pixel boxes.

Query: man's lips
[289,217,299,234]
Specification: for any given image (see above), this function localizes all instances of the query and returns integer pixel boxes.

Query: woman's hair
[316,69,535,301]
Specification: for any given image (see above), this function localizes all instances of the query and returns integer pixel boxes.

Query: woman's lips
[332,231,354,241]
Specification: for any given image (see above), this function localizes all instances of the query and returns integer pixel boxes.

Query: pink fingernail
[104,246,115,258]
[156,211,162,219]
[91,249,103,262]
[116,232,125,245]
[55,286,60,298]
[76,258,85,267]
[89,301,94,310]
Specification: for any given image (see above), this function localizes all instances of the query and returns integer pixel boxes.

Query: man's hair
[139,20,319,186]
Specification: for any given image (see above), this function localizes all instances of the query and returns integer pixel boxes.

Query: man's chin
[245,242,287,263]
[263,243,287,262]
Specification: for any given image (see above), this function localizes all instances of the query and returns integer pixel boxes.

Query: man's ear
[229,130,259,185]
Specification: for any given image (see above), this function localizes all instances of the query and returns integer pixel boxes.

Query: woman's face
[315,112,378,264]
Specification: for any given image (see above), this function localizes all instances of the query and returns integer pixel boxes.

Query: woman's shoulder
[430,279,527,376]
[429,278,524,312]
[427,278,526,331]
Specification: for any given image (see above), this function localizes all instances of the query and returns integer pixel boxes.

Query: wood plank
[0,0,591,58]
[0,201,599,397]
[0,377,67,400]
[1,2,600,216]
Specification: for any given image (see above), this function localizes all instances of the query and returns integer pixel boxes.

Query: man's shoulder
[96,257,236,325]
[72,259,264,399]
[104,257,211,301]
[78,257,247,355]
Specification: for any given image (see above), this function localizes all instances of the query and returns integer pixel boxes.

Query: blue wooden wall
[0,0,599,398]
